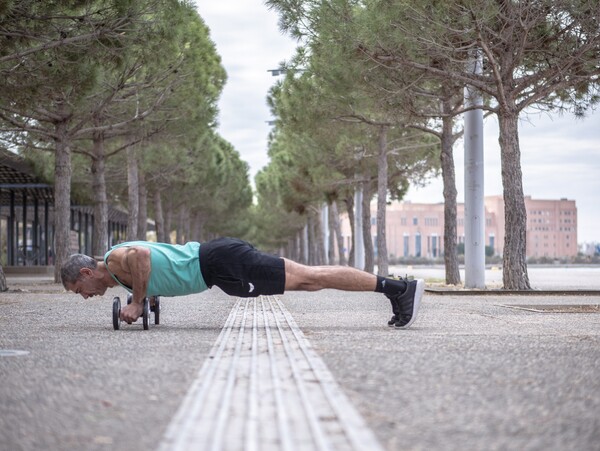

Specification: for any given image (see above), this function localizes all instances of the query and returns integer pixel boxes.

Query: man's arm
[107,246,151,322]
[121,246,151,305]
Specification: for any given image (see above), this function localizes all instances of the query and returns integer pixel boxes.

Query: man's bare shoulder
[107,246,151,272]
[106,247,129,275]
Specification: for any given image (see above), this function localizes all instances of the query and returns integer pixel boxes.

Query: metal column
[8,191,15,265]
[321,203,329,265]
[354,186,365,270]
[22,191,27,265]
[464,50,486,288]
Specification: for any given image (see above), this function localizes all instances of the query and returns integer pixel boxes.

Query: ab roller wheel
[112,295,161,330]
[142,299,149,330]
[112,297,121,330]
[151,296,160,325]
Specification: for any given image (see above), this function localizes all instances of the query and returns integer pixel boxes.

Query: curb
[425,287,600,296]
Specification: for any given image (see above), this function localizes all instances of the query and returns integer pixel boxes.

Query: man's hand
[120,302,144,324]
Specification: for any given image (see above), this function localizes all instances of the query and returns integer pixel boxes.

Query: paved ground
[1,273,599,451]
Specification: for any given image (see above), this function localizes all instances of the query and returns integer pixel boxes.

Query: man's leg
[282,258,424,329]
[283,258,377,291]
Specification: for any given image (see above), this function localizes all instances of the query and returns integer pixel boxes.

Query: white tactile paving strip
[158,295,383,451]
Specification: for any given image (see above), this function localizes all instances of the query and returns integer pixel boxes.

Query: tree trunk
[327,203,336,264]
[307,215,316,265]
[0,264,7,292]
[331,200,346,266]
[441,107,461,285]
[299,226,308,265]
[176,204,185,244]
[53,119,72,283]
[91,132,108,256]
[314,209,326,265]
[183,208,191,244]
[293,233,300,261]
[498,110,531,290]
[362,182,374,273]
[376,125,389,276]
[153,189,165,242]
[138,169,148,241]
[164,198,172,243]
[126,145,139,241]
[344,195,355,267]
[288,234,294,261]
[191,211,204,242]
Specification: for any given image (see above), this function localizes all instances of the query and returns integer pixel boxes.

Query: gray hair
[60,254,98,288]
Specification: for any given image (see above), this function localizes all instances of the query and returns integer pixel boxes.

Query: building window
[413,217,418,226]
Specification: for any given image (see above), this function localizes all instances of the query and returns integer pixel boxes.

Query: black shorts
[199,237,285,298]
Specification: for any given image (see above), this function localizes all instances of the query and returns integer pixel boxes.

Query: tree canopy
[0,1,253,280]
[265,0,600,287]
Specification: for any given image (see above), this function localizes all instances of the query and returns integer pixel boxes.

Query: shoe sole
[395,279,424,329]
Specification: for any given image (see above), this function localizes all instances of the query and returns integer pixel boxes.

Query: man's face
[67,269,108,299]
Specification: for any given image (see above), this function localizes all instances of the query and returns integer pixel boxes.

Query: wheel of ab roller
[112,297,121,330]
[153,296,160,325]
[142,298,150,330]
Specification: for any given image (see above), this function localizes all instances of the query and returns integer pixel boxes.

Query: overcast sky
[196,1,600,244]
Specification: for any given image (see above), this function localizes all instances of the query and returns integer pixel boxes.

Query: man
[61,237,424,329]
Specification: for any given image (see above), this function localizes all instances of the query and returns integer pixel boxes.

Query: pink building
[522,196,577,258]
[340,195,577,259]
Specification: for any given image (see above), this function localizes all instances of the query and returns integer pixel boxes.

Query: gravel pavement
[1,273,599,451]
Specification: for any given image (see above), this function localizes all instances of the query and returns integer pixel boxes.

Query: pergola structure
[0,148,128,267]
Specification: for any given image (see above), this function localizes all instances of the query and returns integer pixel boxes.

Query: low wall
[3,266,55,276]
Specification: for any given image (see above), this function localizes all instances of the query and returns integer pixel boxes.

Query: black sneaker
[385,274,407,326]
[387,295,398,327]
[385,279,425,329]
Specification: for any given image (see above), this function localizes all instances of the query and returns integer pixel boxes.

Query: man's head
[61,254,109,299]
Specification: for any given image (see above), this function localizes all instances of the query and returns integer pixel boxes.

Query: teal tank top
[104,241,208,296]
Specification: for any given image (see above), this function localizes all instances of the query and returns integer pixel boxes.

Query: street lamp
[267,69,287,76]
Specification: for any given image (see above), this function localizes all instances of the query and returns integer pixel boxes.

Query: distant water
[388,265,600,290]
